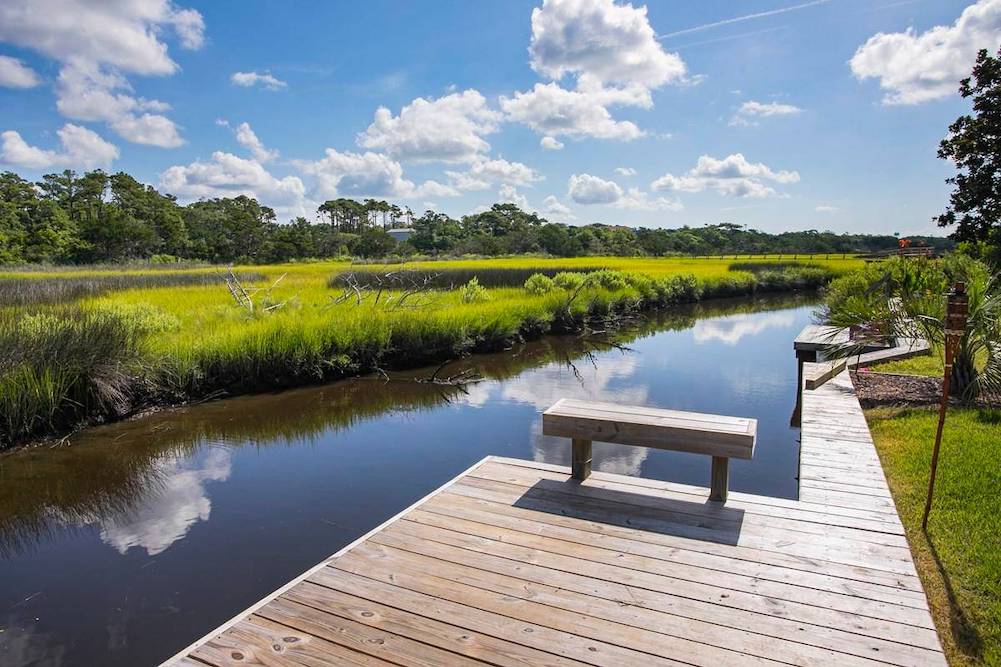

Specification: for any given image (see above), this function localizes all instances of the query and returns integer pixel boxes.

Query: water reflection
[0,293,816,667]
[693,311,796,346]
[97,447,232,556]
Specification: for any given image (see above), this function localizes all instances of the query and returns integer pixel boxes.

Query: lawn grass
[873,345,989,379]
[874,351,945,377]
[867,407,1001,665]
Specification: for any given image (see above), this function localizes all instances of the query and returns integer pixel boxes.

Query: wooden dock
[166,372,944,666]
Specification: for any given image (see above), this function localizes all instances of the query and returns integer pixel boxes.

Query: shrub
[460,277,490,303]
[654,274,702,305]
[524,273,555,294]
[552,271,585,290]
[585,269,629,290]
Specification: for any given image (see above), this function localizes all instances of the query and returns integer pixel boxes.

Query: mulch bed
[852,369,998,409]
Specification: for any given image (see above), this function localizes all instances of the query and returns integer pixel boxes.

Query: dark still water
[0,295,816,666]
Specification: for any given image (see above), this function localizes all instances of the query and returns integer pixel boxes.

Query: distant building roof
[386,228,414,241]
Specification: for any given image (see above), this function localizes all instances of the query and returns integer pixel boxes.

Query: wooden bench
[542,399,756,503]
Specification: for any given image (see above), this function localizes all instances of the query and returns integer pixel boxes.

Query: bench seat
[542,399,756,503]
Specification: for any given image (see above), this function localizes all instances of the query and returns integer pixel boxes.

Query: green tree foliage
[0,167,954,265]
[937,48,1001,261]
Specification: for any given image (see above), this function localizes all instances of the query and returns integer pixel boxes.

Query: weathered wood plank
[543,398,756,459]
[168,351,945,667]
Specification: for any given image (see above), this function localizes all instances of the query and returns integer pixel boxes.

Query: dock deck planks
[166,371,945,666]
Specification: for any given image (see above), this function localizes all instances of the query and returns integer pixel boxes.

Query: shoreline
[3,284,825,453]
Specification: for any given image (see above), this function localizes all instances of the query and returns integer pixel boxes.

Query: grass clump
[867,407,1001,666]
[0,307,144,448]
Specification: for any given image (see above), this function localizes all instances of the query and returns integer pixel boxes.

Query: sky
[0,0,997,236]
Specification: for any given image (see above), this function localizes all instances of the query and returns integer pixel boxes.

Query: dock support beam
[571,438,592,481]
[709,456,729,503]
[791,349,817,427]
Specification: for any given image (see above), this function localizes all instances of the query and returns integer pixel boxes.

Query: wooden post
[571,438,592,481]
[922,282,968,530]
[709,456,729,503]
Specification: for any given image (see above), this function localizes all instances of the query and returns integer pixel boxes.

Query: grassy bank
[0,256,860,448]
[867,407,1001,665]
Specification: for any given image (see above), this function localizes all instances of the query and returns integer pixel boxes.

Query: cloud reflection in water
[96,447,232,556]
[693,311,795,346]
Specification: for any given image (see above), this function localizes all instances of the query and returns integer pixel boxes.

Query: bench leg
[571,439,592,481]
[709,456,729,503]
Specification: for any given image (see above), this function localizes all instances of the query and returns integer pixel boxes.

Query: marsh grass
[0,257,857,448]
[0,307,144,448]
[328,266,603,290]
[0,271,266,307]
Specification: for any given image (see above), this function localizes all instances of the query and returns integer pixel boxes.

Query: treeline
[0,168,951,265]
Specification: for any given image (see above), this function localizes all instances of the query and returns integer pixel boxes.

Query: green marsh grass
[0,256,860,448]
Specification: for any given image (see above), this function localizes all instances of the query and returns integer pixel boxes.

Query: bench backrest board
[542,399,756,460]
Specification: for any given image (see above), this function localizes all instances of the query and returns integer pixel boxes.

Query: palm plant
[822,256,1000,401]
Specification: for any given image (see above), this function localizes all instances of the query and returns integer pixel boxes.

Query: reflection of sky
[692,311,795,346]
[458,353,653,475]
[96,447,231,556]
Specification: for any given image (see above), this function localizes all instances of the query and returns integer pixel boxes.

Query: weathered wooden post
[922,282,968,531]
[571,438,592,481]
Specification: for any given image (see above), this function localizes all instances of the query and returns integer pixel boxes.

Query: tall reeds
[0,271,265,307]
[0,307,144,447]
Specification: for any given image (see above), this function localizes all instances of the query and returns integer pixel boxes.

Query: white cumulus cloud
[529,0,686,88]
[230,71,287,90]
[0,56,40,88]
[498,184,531,210]
[295,148,456,200]
[160,151,306,206]
[730,100,802,126]
[568,173,623,204]
[850,0,1001,105]
[652,153,799,199]
[0,1,202,146]
[505,0,687,143]
[227,121,278,162]
[501,82,644,141]
[357,89,501,163]
[0,0,204,77]
[55,62,183,147]
[614,166,636,176]
[1,123,119,169]
[540,136,565,150]
[446,158,542,191]
[613,187,682,211]
[543,194,572,216]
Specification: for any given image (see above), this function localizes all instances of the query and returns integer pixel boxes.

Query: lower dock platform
[166,372,944,666]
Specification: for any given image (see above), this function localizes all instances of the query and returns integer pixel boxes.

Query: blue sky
[0,0,997,235]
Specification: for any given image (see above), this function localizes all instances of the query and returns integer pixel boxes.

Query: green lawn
[867,407,1001,666]
[874,349,944,377]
